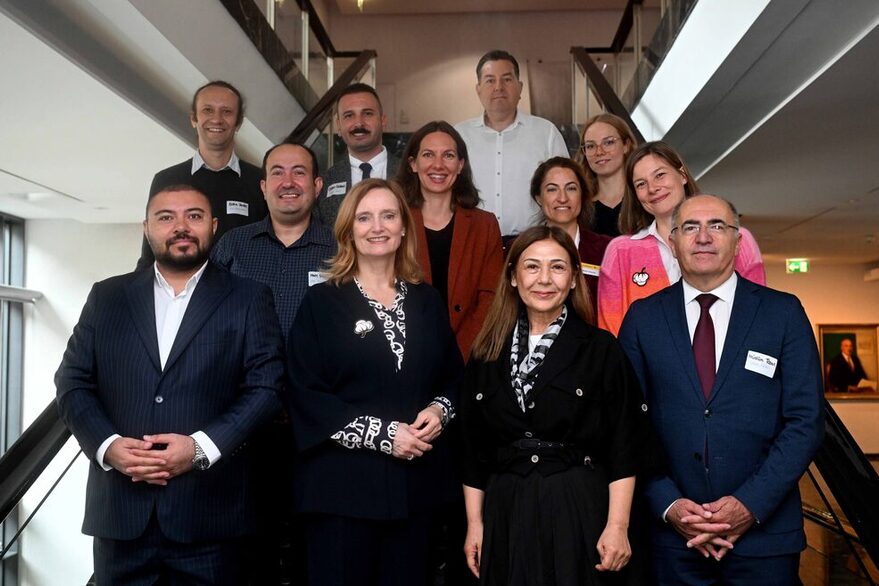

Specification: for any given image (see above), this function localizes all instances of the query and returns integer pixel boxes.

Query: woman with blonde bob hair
[285,178,464,586]
[460,225,653,585]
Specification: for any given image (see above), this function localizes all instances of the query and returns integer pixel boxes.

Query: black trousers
[305,513,430,586]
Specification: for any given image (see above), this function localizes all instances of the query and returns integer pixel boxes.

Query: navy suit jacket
[55,263,285,542]
[618,275,823,556]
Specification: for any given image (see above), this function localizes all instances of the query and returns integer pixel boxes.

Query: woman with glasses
[576,113,639,237]
[530,156,611,306]
[396,121,504,361]
[597,141,765,335]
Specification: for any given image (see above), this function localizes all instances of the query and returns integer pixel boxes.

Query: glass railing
[571,0,699,129]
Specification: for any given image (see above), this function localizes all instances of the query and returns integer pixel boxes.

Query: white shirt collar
[682,271,738,306]
[631,219,658,240]
[191,150,241,175]
[477,109,524,132]
[349,146,388,169]
[154,261,209,299]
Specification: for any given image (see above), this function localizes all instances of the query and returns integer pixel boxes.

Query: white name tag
[327,182,347,198]
[308,271,327,287]
[580,262,600,277]
[226,200,249,216]
[744,350,778,378]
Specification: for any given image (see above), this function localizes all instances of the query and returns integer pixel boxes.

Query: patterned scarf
[509,305,567,412]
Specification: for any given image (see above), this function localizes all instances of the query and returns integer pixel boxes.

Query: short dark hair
[261,143,320,180]
[476,50,520,81]
[146,184,213,218]
[530,156,595,228]
[335,83,383,115]
[190,81,245,127]
[395,121,480,210]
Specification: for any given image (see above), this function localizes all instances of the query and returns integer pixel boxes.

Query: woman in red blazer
[396,121,504,362]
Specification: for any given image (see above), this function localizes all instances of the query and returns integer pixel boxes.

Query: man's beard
[152,234,211,271]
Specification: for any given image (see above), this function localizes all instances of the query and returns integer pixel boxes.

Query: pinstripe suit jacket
[315,153,401,228]
[55,263,285,542]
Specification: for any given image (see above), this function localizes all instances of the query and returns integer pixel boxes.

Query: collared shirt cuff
[662,499,681,522]
[191,431,221,466]
[96,434,122,471]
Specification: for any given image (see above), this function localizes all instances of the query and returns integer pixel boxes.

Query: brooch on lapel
[632,267,649,287]
[354,319,374,338]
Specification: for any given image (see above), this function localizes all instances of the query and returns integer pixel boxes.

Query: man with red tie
[618,194,823,585]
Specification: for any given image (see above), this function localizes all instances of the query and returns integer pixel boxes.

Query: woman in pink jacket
[598,141,765,335]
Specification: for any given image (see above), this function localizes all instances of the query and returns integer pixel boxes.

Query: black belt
[510,438,566,450]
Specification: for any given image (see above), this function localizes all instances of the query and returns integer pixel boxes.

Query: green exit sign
[786,258,810,274]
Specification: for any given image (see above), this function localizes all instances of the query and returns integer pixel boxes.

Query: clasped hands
[391,404,445,461]
[105,433,196,486]
[668,496,754,561]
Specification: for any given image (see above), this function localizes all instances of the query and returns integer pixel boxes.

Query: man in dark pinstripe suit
[56,185,286,585]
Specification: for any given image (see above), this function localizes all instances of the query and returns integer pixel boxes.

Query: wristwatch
[192,438,210,471]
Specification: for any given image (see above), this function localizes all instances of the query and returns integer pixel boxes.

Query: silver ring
[407,455,414,461]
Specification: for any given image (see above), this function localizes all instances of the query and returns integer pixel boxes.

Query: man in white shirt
[456,50,569,239]
[618,195,823,585]
[56,185,285,585]
[316,83,401,227]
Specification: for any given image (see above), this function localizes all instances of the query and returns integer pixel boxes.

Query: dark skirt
[480,466,645,586]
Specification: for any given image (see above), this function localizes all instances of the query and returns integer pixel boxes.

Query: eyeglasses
[581,137,622,154]
[671,221,739,237]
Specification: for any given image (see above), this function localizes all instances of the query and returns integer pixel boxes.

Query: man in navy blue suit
[618,195,823,585]
[56,185,285,584]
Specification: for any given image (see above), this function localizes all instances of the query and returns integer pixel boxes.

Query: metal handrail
[570,46,645,143]
[0,400,71,524]
[286,49,377,145]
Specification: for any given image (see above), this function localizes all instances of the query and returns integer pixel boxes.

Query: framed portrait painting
[818,324,879,397]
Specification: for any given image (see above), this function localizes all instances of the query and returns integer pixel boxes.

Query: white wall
[19,219,143,586]
[326,10,622,131]
[766,261,879,454]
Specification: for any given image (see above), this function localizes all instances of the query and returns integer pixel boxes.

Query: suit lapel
[447,209,473,303]
[530,317,584,399]
[125,268,161,372]
[711,276,761,401]
[162,264,233,374]
[660,282,705,403]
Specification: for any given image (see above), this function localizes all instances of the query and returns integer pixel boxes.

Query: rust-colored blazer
[413,207,504,362]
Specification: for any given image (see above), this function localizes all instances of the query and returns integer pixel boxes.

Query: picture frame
[818,324,879,398]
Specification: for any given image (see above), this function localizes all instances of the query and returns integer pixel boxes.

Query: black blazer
[284,280,463,520]
[55,263,285,542]
[459,314,654,490]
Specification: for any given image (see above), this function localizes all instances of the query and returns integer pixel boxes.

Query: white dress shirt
[96,262,221,470]
[191,150,241,175]
[456,110,568,236]
[349,146,389,185]
[681,272,738,371]
[631,220,680,283]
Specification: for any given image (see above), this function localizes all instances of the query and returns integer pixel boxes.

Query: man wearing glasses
[618,194,823,585]
[456,50,569,242]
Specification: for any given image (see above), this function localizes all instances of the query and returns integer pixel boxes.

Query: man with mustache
[316,83,400,227]
[456,50,568,242]
[138,80,267,268]
[56,185,285,584]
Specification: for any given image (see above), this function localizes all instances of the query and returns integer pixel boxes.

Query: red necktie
[693,294,718,399]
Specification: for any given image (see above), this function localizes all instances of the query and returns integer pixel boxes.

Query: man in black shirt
[138,80,267,268]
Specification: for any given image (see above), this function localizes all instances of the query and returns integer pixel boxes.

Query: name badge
[327,182,347,198]
[580,262,600,277]
[227,201,249,216]
[308,271,327,287]
[744,350,777,378]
